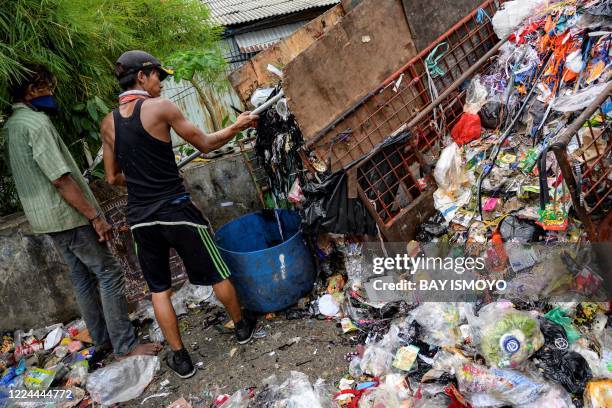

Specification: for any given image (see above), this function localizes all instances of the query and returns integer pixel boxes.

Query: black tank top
[113,99,186,224]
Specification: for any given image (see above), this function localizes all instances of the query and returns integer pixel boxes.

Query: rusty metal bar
[549,81,612,241]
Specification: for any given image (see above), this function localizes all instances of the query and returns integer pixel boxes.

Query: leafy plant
[167,49,228,131]
[0,0,223,215]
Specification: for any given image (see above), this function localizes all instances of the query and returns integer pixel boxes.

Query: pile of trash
[0,281,215,407]
[216,0,612,407]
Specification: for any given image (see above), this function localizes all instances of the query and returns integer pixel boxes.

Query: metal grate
[102,196,188,303]
[238,136,269,207]
[305,0,501,172]
[551,83,612,241]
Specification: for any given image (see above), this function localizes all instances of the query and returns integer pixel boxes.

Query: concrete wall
[0,153,261,330]
[183,151,262,231]
[0,214,80,332]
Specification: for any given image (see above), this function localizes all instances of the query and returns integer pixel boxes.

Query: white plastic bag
[492,0,545,40]
[434,143,467,195]
[408,303,463,347]
[250,88,274,108]
[464,75,489,114]
[433,143,472,222]
[86,355,159,406]
[360,345,394,377]
[173,281,213,306]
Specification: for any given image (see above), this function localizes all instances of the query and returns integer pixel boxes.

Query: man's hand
[92,217,112,242]
[233,111,259,131]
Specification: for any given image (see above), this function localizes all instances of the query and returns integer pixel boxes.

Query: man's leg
[151,290,183,351]
[132,225,184,350]
[211,280,241,323]
[132,224,196,378]
[49,228,111,348]
[69,225,159,357]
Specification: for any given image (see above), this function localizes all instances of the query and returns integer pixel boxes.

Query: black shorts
[131,201,230,292]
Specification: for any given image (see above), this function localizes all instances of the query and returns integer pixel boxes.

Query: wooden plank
[228,5,345,105]
[283,0,417,141]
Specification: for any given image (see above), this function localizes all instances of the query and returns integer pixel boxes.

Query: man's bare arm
[52,174,112,241]
[101,113,126,186]
[160,99,258,153]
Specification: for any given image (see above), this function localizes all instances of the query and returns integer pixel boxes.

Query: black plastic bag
[532,319,592,395]
[301,170,377,235]
[499,216,544,243]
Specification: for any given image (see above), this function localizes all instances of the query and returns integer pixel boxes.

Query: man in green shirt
[3,64,160,359]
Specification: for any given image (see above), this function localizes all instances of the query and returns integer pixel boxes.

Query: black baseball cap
[115,50,173,81]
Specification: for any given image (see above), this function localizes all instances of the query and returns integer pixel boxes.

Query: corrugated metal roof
[203,0,340,26]
[234,21,306,53]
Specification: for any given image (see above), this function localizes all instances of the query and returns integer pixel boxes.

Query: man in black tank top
[101,51,258,379]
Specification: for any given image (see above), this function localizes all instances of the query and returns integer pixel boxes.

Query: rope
[424,42,449,136]
[476,8,492,24]
[425,42,449,79]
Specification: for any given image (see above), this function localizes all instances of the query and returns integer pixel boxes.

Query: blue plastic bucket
[214,210,316,313]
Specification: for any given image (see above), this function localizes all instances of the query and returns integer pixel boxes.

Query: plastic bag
[451,113,482,145]
[358,374,412,407]
[584,379,612,408]
[433,143,472,222]
[456,362,546,407]
[464,76,488,114]
[24,367,55,390]
[519,382,574,408]
[219,388,250,408]
[544,307,580,343]
[288,179,304,204]
[532,319,592,395]
[434,143,465,195]
[250,88,274,108]
[553,81,610,112]
[468,302,544,368]
[86,355,159,405]
[408,303,462,347]
[173,281,213,308]
[248,371,333,408]
[492,0,545,39]
[359,345,394,377]
[66,360,89,387]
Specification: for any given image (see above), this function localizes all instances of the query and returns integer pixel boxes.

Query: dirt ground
[122,304,354,407]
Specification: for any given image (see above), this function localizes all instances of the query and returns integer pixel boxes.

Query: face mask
[30,95,59,114]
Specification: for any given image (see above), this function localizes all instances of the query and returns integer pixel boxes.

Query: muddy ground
[122,304,354,407]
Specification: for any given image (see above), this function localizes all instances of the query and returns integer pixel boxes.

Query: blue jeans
[49,225,137,356]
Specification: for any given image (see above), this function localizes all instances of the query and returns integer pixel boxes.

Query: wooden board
[228,5,345,106]
[283,0,417,141]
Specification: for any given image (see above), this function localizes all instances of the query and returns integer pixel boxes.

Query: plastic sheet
[456,362,546,407]
[468,302,544,368]
[553,81,611,112]
[86,355,159,406]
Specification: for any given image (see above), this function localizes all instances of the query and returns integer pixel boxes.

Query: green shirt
[3,103,98,233]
